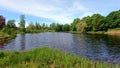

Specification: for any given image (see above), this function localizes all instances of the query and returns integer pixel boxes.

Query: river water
[1,32,120,64]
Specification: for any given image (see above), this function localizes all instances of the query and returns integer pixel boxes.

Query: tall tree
[19,15,26,32]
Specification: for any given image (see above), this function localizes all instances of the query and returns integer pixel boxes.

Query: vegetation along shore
[0,47,119,68]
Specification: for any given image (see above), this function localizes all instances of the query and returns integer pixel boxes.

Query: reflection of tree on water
[83,34,120,64]
[72,34,110,61]
[19,34,25,50]
[85,34,109,61]
[0,42,4,48]
[0,39,9,48]
[103,35,120,54]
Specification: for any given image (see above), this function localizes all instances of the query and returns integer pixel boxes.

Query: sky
[0,0,120,26]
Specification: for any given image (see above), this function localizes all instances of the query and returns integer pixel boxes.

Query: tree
[70,18,80,31]
[35,22,41,30]
[81,16,92,31]
[62,24,70,31]
[19,15,26,32]
[76,22,87,33]
[50,23,56,31]
[56,23,62,32]
[91,14,104,31]
[7,20,16,28]
[26,22,35,33]
[105,10,120,29]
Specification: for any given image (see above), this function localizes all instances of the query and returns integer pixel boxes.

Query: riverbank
[0,47,119,68]
[70,29,120,35]
[0,32,16,40]
[105,30,120,35]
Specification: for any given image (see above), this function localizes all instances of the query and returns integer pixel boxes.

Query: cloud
[0,0,92,24]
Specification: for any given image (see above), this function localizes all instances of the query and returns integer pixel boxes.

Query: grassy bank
[0,31,16,39]
[0,32,10,39]
[0,47,119,68]
[71,29,120,35]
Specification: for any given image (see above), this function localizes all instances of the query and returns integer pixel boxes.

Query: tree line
[2,15,70,33]
[1,10,120,34]
[72,10,120,33]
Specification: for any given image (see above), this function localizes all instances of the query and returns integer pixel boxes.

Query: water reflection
[0,42,4,48]
[19,34,25,50]
[71,34,110,62]
[0,39,9,49]
[1,32,120,64]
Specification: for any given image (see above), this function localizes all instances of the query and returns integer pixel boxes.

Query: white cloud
[0,0,92,24]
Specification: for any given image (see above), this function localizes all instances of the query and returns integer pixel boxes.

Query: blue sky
[0,0,120,26]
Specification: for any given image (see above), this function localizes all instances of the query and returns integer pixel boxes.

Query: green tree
[26,22,35,32]
[91,14,104,31]
[70,18,80,31]
[81,16,92,31]
[105,10,120,29]
[50,23,56,31]
[62,24,70,31]
[7,20,16,28]
[76,22,87,33]
[56,23,62,32]
[19,15,26,32]
[35,22,41,30]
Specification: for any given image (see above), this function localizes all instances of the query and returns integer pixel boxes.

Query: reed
[0,47,119,68]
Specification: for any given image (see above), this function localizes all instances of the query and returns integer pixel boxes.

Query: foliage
[50,22,56,31]
[55,23,63,32]
[105,10,120,29]
[26,22,49,33]
[0,27,17,38]
[7,20,16,28]
[74,10,120,32]
[49,23,70,32]
[70,18,80,31]
[76,22,87,33]
[0,32,9,39]
[91,14,105,31]
[19,15,26,32]
[0,47,119,68]
[62,24,70,31]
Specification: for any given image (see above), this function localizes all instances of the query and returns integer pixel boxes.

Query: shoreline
[0,32,16,43]
[70,30,120,35]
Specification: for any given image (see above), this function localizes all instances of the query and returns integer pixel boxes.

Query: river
[1,32,120,64]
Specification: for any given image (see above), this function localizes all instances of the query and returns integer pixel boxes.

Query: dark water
[1,32,120,64]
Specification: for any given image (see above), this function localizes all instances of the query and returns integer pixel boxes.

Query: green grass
[0,32,9,39]
[108,28,120,30]
[0,47,119,68]
[0,32,16,39]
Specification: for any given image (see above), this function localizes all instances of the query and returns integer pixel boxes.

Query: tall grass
[0,47,119,68]
[0,32,9,39]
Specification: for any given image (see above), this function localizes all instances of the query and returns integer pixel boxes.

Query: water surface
[1,32,120,64]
